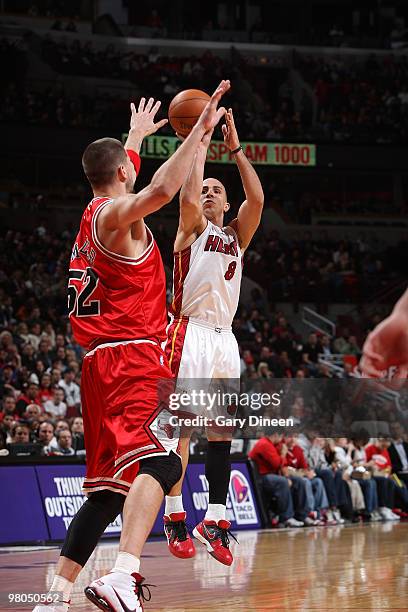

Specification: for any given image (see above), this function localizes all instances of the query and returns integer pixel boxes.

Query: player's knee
[88,490,125,523]
[139,451,182,495]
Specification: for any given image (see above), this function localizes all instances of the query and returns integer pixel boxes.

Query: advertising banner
[0,467,48,544]
[35,465,122,540]
[0,461,259,544]
[186,462,261,530]
[123,134,316,167]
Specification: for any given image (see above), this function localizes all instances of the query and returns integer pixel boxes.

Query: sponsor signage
[0,461,259,544]
[122,134,316,166]
[187,462,261,530]
[35,465,122,540]
[0,467,48,544]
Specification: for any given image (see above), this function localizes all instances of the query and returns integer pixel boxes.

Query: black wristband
[231,145,242,155]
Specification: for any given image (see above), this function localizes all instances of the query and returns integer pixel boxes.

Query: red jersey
[69,196,168,351]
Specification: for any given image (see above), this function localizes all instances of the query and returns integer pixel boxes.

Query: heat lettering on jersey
[204,234,238,257]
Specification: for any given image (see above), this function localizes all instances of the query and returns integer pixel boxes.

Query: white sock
[50,575,73,604]
[205,503,226,523]
[112,551,140,575]
[165,495,184,516]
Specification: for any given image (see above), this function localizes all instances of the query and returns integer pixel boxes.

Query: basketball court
[1,523,407,611]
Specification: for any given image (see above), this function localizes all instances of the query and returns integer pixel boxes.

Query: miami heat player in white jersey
[167,218,242,380]
[173,220,242,327]
[163,110,264,566]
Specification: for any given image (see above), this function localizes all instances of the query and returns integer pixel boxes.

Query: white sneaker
[332,509,345,524]
[284,517,304,528]
[85,571,152,612]
[370,510,383,522]
[379,507,400,521]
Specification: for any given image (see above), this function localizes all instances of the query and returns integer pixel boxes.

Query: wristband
[126,149,141,175]
[231,145,242,155]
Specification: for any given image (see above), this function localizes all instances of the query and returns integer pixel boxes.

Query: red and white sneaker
[84,571,153,612]
[164,511,196,559]
[193,519,237,566]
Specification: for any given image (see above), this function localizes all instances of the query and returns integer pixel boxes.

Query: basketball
[168,89,211,137]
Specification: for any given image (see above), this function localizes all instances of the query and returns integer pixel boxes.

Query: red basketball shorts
[80,339,178,496]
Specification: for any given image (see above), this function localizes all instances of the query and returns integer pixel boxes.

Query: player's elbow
[150,179,176,207]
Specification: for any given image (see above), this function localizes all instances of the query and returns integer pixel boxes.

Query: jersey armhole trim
[92,200,155,265]
[173,219,210,255]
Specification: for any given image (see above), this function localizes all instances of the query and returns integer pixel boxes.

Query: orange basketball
[168,89,210,137]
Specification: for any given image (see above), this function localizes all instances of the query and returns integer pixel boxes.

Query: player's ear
[224,202,230,212]
[118,164,127,183]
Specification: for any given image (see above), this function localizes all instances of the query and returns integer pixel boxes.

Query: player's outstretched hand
[201,127,214,148]
[222,108,240,151]
[130,98,168,138]
[197,80,230,133]
[360,312,408,379]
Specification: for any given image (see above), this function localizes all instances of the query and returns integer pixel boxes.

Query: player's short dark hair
[82,137,127,188]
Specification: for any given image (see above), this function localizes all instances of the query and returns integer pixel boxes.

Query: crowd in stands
[295,52,408,144]
[248,427,408,527]
[9,1,408,50]
[1,34,408,145]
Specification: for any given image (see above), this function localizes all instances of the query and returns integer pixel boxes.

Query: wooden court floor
[1,523,408,611]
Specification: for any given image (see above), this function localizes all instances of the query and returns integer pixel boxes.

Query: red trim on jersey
[126,149,141,175]
[83,480,130,493]
[167,317,189,378]
[170,246,191,317]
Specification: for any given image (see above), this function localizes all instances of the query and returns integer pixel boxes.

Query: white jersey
[170,220,242,328]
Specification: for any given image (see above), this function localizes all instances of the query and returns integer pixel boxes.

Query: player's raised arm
[124,97,169,153]
[101,81,230,230]
[177,128,214,240]
[224,109,264,250]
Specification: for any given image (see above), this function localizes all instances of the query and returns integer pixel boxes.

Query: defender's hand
[130,98,168,137]
[196,80,230,133]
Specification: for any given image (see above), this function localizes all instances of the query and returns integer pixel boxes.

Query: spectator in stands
[43,387,67,418]
[15,381,40,416]
[333,438,370,519]
[303,333,322,363]
[366,436,408,514]
[1,413,16,440]
[49,429,75,456]
[23,403,43,420]
[38,372,53,405]
[37,420,57,453]
[9,422,30,445]
[352,432,404,520]
[388,422,408,485]
[58,367,80,415]
[55,419,70,435]
[298,431,348,523]
[0,395,19,420]
[249,429,306,527]
[284,433,329,524]
[0,363,18,397]
[71,416,85,451]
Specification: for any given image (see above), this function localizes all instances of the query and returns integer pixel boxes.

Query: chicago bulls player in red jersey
[163,109,264,565]
[33,81,230,612]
